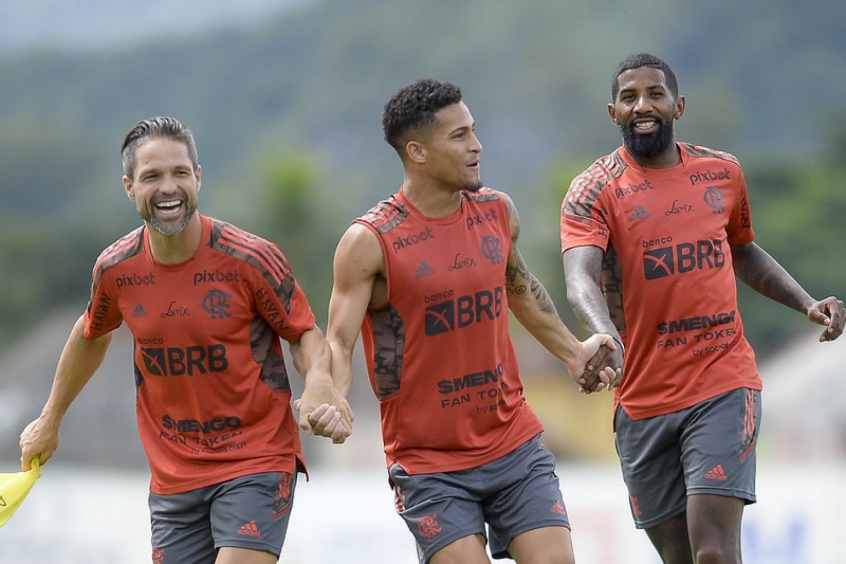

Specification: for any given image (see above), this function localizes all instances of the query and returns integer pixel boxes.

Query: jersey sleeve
[252,244,316,343]
[726,168,755,246]
[560,169,612,253]
[83,256,124,339]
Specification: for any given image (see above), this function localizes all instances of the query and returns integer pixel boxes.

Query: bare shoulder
[335,222,385,276]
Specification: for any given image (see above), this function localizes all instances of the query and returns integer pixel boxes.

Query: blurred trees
[0,0,844,357]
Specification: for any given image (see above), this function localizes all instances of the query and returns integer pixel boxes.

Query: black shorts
[615,387,761,529]
[389,435,570,562]
[149,471,297,563]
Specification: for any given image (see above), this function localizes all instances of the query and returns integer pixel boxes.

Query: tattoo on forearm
[506,252,556,313]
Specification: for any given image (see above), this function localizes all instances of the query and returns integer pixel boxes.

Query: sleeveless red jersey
[356,188,544,474]
[84,214,314,494]
[561,144,762,420]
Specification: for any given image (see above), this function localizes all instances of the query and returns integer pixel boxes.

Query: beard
[621,118,675,160]
[146,202,198,236]
[463,174,483,192]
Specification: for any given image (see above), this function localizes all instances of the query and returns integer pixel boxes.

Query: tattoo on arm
[506,251,557,314]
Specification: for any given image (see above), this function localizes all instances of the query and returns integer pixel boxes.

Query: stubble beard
[147,203,198,236]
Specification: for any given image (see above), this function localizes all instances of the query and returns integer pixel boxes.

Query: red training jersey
[355,188,544,475]
[560,143,762,420]
[84,214,314,495]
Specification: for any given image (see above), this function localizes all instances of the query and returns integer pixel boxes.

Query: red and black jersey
[356,188,543,475]
[561,143,762,421]
[85,214,315,494]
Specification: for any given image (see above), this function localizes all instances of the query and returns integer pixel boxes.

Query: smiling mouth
[154,200,183,217]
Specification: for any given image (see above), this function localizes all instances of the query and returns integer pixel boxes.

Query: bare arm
[732,241,844,342]
[326,223,385,399]
[290,326,353,444]
[562,245,625,389]
[19,314,112,470]
[500,193,616,387]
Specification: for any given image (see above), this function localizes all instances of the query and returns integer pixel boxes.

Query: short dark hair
[121,116,199,179]
[611,53,679,100]
[382,78,463,153]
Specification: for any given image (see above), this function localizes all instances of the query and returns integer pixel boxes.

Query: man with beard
[327,78,618,563]
[560,53,844,563]
[19,116,352,563]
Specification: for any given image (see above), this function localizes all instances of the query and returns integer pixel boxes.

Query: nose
[470,131,483,153]
[633,94,652,114]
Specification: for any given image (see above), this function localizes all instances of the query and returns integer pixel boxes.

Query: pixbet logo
[689,168,730,185]
[193,269,240,286]
[116,272,156,288]
[391,227,435,253]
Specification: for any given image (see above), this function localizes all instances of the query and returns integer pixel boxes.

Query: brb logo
[140,344,228,376]
[642,237,726,280]
[424,287,503,335]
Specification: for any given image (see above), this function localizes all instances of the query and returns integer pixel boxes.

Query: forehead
[432,101,474,132]
[134,137,193,169]
[616,66,669,94]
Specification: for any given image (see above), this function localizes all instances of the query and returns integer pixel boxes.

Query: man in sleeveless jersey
[19,116,352,564]
[560,53,844,563]
[327,79,618,563]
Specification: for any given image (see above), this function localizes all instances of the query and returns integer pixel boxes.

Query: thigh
[150,487,216,564]
[210,471,297,558]
[389,463,486,564]
[483,436,571,560]
[686,493,744,559]
[508,526,574,564]
[614,405,687,529]
[681,388,760,504]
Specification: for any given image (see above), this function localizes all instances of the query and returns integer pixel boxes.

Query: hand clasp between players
[570,334,624,395]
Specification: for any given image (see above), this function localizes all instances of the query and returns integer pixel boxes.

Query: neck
[401,178,463,218]
[147,213,203,264]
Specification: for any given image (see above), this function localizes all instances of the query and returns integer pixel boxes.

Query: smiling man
[19,116,352,564]
[560,53,844,563]
[326,79,618,564]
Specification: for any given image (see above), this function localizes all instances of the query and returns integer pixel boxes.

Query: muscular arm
[731,241,844,341]
[500,193,616,387]
[326,223,385,399]
[19,314,112,470]
[562,245,625,388]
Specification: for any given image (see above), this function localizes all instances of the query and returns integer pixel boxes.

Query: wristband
[610,334,625,356]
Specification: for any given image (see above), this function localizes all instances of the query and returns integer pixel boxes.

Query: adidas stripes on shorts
[149,471,297,563]
[615,387,760,529]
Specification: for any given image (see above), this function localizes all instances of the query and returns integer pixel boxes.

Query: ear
[674,95,686,120]
[196,164,202,191]
[123,175,135,201]
[607,103,620,125]
[405,141,427,165]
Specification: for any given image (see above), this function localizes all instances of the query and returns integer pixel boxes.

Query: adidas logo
[413,261,436,278]
[550,500,567,515]
[237,520,261,538]
[132,302,147,317]
[704,464,728,481]
[629,205,652,222]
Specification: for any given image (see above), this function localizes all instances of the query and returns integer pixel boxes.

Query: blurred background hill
[0,0,844,471]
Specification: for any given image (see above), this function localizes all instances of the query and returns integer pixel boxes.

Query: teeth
[156,200,181,209]
[635,121,656,130]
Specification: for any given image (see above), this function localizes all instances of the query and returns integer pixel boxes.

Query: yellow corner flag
[0,459,42,528]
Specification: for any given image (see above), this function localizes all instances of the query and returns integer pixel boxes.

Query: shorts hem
[687,487,756,504]
[634,504,686,530]
[216,541,281,557]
